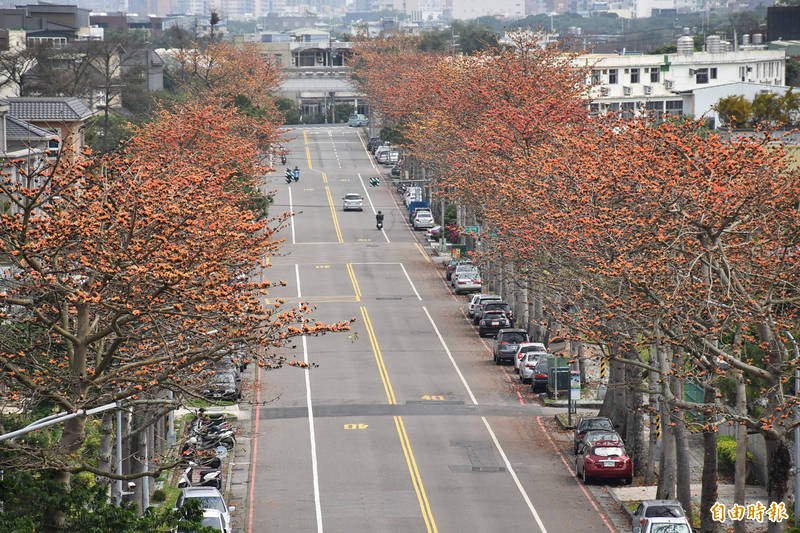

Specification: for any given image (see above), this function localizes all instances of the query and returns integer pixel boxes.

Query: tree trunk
[577,342,586,394]
[599,345,626,432]
[625,356,645,476]
[96,411,115,492]
[700,384,719,533]
[766,434,791,533]
[656,342,676,499]
[733,372,747,533]
[645,362,659,485]
[672,373,692,518]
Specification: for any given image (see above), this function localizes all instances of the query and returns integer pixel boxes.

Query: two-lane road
[246,125,617,533]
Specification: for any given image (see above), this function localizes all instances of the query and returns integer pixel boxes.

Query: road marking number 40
[344,423,368,430]
[421,395,445,400]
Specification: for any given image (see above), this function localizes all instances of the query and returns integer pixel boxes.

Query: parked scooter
[178,461,222,489]
[280,154,287,164]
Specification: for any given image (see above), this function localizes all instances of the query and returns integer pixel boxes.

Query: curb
[554,413,575,430]
[607,485,636,526]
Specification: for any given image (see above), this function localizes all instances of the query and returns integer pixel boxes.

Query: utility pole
[788,332,800,527]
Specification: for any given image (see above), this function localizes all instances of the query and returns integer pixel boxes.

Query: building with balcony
[580,36,788,127]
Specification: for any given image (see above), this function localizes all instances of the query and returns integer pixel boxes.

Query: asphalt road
[245,125,618,533]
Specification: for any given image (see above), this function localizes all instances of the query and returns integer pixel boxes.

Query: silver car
[519,352,548,383]
[175,487,234,533]
[453,272,482,294]
[514,342,547,372]
[451,265,478,287]
[468,293,501,317]
[342,193,364,211]
[413,211,435,230]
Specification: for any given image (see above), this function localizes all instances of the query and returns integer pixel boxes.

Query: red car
[575,440,632,485]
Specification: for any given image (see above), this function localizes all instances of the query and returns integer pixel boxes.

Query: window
[710,67,717,79]
[606,102,620,113]
[621,102,636,118]
[630,68,640,83]
[591,69,601,84]
[645,100,664,117]
[589,102,600,115]
[665,100,683,116]
[608,69,618,84]
[650,68,660,83]
[695,68,709,84]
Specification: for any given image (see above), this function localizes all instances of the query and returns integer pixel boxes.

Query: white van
[403,187,422,206]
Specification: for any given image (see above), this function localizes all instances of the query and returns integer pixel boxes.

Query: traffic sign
[463,225,480,235]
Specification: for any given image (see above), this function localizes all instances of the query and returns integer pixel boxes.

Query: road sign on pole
[570,373,581,401]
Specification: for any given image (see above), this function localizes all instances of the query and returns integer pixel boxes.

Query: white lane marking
[481,416,548,533]
[399,263,422,301]
[295,263,302,299]
[357,172,390,244]
[303,334,324,533]
[421,305,548,533]
[328,130,342,168]
[288,186,296,245]
[422,306,478,406]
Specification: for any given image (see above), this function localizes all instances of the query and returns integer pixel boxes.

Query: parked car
[531,358,549,392]
[583,430,624,448]
[451,264,478,287]
[426,225,442,240]
[382,150,400,166]
[413,211,436,230]
[175,487,234,533]
[519,352,549,381]
[391,164,402,177]
[493,329,530,365]
[201,371,242,402]
[637,516,692,533]
[376,151,391,165]
[575,440,632,485]
[453,272,481,294]
[478,310,510,337]
[374,145,392,161]
[446,258,471,280]
[574,416,615,454]
[367,137,381,152]
[514,342,547,372]
[468,293,501,317]
[632,500,686,533]
[342,193,364,211]
[476,301,514,327]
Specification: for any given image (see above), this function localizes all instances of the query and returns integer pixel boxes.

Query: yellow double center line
[304,131,312,169]
[361,305,438,533]
[346,263,361,301]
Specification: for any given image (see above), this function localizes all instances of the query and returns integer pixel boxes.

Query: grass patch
[185,398,236,408]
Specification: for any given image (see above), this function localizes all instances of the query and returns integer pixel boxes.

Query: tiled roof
[5,116,57,140]
[7,97,94,121]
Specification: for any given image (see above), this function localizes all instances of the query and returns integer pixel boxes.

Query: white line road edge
[421,305,548,533]
[303,334,324,533]
[399,263,422,301]
[295,263,302,299]
[288,186,296,245]
[357,172,390,244]
[296,267,323,533]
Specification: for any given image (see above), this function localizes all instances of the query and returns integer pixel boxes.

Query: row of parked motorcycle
[178,410,237,490]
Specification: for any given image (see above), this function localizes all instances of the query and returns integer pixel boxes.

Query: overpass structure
[279,66,365,119]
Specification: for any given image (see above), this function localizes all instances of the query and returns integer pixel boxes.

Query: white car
[199,509,226,531]
[342,193,364,211]
[175,487,234,533]
[468,293,501,317]
[453,273,482,294]
[514,342,547,372]
[519,352,548,383]
[451,264,478,288]
[413,211,435,230]
[374,145,392,160]
[403,187,422,206]
[638,516,693,533]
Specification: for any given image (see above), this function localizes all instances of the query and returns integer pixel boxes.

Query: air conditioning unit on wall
[643,85,652,95]
[664,80,674,89]
[623,86,632,95]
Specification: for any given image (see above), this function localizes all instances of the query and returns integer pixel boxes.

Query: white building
[580,41,787,126]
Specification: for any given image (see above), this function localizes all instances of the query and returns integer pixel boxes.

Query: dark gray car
[493,328,530,365]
